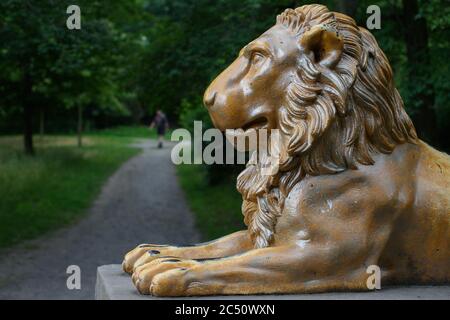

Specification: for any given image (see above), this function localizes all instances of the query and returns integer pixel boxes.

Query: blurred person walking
[150,110,169,148]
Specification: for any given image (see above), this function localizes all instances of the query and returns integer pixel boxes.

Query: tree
[401,0,438,145]
[0,0,146,152]
[0,0,51,154]
[1,0,448,153]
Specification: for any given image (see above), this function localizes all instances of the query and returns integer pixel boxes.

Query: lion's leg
[134,245,371,296]
[122,230,253,274]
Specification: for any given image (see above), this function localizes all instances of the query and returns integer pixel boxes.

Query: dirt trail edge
[0,139,200,299]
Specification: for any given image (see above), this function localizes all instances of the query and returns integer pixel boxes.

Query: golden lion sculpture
[123,4,450,296]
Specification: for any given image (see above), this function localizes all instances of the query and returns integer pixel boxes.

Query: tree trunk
[39,107,45,139]
[334,0,358,17]
[77,104,83,148]
[402,0,438,145]
[23,69,34,155]
[24,104,34,155]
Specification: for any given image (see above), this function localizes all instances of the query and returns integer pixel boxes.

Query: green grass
[90,125,172,140]
[0,127,146,248]
[177,164,245,241]
[90,125,151,139]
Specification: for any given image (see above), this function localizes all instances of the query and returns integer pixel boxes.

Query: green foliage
[139,0,449,149]
[177,164,245,241]
[178,98,211,131]
[420,0,450,128]
[2,0,447,144]
[138,0,316,122]
[354,0,449,146]
[0,0,148,135]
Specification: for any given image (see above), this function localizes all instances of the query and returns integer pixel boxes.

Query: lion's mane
[237,4,418,248]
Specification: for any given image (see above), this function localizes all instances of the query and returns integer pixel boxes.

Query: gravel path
[0,139,200,299]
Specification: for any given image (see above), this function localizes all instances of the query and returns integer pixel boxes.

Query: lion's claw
[122,244,178,274]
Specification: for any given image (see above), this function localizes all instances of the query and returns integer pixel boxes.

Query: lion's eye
[250,51,265,65]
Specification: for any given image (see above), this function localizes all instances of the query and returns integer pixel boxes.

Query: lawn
[177,164,245,241]
[90,125,172,140]
[0,127,149,248]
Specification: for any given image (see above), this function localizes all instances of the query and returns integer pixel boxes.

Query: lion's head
[204,4,418,248]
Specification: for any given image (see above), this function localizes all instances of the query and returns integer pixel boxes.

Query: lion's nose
[203,89,217,109]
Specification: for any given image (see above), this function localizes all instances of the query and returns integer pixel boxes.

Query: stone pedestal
[95,265,450,300]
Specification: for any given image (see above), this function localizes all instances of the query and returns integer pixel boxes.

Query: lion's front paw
[122,244,179,274]
[150,268,192,297]
[132,257,199,295]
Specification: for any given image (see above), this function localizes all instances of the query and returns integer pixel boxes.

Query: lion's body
[383,142,450,283]
[124,4,450,296]
[274,141,450,285]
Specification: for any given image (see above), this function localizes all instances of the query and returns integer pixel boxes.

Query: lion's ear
[300,24,343,68]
